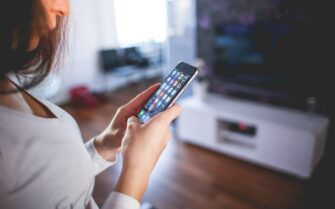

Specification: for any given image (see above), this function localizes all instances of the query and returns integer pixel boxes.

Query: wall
[46,0,198,104]
[166,0,197,77]
[50,0,119,104]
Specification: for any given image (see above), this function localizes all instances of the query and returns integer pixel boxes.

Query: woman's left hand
[93,83,160,161]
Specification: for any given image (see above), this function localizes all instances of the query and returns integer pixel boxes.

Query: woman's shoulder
[0,94,82,144]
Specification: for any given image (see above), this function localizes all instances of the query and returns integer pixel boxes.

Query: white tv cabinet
[176,94,329,178]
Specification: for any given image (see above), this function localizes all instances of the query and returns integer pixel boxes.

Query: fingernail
[127,117,133,125]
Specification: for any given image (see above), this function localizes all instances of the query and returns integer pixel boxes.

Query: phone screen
[137,62,198,123]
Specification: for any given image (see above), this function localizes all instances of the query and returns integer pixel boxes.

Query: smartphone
[137,62,198,123]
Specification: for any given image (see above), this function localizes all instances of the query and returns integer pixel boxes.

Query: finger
[124,83,160,113]
[162,131,171,148]
[127,116,141,130]
[164,131,171,141]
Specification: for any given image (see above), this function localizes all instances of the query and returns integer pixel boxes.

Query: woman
[0,0,180,209]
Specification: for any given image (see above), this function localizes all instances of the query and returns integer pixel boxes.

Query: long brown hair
[0,0,67,93]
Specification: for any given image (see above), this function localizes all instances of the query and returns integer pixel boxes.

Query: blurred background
[34,0,335,208]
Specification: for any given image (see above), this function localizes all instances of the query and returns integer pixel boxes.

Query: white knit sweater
[0,94,139,209]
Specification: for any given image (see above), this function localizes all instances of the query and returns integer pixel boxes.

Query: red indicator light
[239,123,248,131]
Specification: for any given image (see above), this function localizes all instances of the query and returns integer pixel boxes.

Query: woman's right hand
[115,104,181,201]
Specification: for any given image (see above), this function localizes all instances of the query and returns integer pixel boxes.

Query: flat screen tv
[207,1,332,111]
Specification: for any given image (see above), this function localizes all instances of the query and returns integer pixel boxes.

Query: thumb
[155,104,181,124]
[127,116,141,130]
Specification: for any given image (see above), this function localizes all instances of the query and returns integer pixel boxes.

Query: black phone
[137,62,198,123]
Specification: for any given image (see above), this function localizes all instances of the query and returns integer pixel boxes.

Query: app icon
[156,89,161,95]
[171,90,177,95]
[161,83,166,88]
[169,79,174,84]
[159,92,164,97]
[167,77,171,82]
[166,97,171,103]
[140,114,145,120]
[173,81,178,86]
[157,101,162,107]
[182,77,187,82]
[164,85,169,90]
[147,98,153,104]
[160,102,167,108]
[171,70,177,75]
[139,110,145,116]
[177,84,182,88]
[168,87,173,93]
[154,98,159,103]
[163,94,167,100]
[158,105,165,111]
[178,74,183,79]
[149,104,154,111]
[144,115,150,122]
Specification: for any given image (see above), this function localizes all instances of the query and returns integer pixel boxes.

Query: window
[114,0,167,47]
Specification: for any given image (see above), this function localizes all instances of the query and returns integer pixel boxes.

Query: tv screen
[207,2,331,110]
[213,22,317,93]
[99,49,122,71]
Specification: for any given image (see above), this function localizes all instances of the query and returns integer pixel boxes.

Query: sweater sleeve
[0,148,9,209]
[85,140,140,209]
[101,192,140,209]
[85,138,117,175]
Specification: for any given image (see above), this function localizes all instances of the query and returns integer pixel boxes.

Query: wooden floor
[62,79,332,209]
